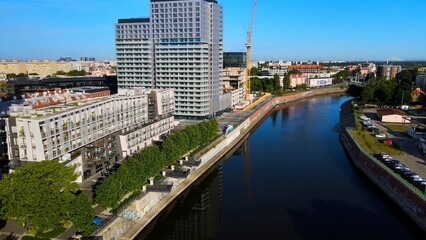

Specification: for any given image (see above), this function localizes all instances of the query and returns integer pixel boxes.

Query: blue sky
[0,0,425,61]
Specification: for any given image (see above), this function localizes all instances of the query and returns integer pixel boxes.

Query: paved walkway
[0,220,25,240]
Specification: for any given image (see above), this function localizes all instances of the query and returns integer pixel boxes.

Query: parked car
[359,115,370,121]
[369,127,379,132]
[380,152,389,159]
[374,133,386,138]
[382,139,393,145]
[401,171,417,179]
[362,120,373,126]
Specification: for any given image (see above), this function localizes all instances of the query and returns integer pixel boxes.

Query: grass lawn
[34,226,66,239]
[350,129,403,156]
[21,236,49,240]
[383,123,412,132]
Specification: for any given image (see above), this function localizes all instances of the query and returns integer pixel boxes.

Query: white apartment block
[268,67,288,76]
[6,88,175,182]
[115,18,153,89]
[116,0,223,119]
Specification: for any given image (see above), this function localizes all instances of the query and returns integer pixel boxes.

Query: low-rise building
[377,109,410,123]
[289,74,305,88]
[306,77,333,87]
[289,64,324,74]
[411,88,425,103]
[6,88,175,182]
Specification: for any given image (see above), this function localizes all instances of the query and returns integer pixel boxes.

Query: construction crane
[245,0,257,101]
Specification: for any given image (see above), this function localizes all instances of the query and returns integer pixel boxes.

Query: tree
[68,193,97,236]
[250,77,263,92]
[272,74,281,92]
[67,70,86,76]
[0,161,78,232]
[333,70,350,84]
[288,69,301,75]
[250,67,258,76]
[56,71,67,75]
[6,73,17,79]
[295,84,307,90]
[283,75,290,90]
[17,73,28,78]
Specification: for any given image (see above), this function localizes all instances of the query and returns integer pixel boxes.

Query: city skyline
[1,0,425,61]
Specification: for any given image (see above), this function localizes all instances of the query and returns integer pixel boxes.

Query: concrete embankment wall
[339,101,426,233]
[97,88,347,239]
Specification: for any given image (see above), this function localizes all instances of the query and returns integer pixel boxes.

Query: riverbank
[339,100,426,233]
[94,87,348,239]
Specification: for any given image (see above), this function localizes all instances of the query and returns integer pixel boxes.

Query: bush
[95,119,219,208]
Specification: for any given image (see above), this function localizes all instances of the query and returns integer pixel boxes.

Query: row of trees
[250,74,281,94]
[0,161,96,235]
[358,77,414,105]
[332,70,351,84]
[6,73,28,79]
[95,119,219,208]
[55,70,87,76]
[4,70,86,79]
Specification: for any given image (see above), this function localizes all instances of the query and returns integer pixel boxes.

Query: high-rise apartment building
[377,64,401,80]
[115,0,223,119]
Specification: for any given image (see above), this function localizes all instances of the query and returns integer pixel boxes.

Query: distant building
[58,57,73,62]
[6,88,175,182]
[416,68,426,91]
[268,66,288,76]
[0,60,72,77]
[223,52,246,68]
[289,74,305,88]
[411,88,425,103]
[80,57,96,61]
[268,61,292,68]
[359,63,376,76]
[9,75,118,95]
[289,73,332,88]
[306,77,333,88]
[418,67,426,75]
[288,64,324,74]
[377,64,401,80]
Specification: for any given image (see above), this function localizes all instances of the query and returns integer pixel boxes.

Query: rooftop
[377,109,408,116]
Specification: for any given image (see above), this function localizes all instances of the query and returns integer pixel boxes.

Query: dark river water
[138,94,425,240]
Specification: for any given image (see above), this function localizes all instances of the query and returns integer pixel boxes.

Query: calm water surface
[139,94,424,240]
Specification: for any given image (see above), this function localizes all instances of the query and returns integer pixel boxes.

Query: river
[137,94,424,240]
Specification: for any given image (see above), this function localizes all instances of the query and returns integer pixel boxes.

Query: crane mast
[245,0,257,101]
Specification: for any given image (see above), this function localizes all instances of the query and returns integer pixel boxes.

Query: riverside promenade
[94,87,348,240]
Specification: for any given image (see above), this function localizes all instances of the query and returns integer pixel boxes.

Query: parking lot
[363,109,426,178]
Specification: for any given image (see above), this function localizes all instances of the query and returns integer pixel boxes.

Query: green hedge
[95,119,219,208]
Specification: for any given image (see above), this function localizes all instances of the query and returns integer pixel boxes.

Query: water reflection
[138,166,223,240]
[139,95,424,240]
